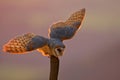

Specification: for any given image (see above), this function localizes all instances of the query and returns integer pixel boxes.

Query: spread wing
[48,8,85,41]
[3,33,48,54]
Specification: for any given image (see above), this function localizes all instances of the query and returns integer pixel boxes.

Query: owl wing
[3,33,49,54]
[48,8,85,41]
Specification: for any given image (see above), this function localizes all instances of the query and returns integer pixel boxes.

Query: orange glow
[37,45,51,56]
[3,44,28,54]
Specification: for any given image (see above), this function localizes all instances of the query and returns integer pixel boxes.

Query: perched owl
[3,8,85,57]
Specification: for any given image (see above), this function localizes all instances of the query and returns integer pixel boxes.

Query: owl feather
[3,33,48,54]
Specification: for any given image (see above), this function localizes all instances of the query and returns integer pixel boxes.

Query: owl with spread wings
[3,8,85,57]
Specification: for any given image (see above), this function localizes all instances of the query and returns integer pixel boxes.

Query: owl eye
[55,47,65,56]
[56,47,64,52]
[57,48,62,53]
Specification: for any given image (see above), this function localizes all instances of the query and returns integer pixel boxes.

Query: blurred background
[0,0,120,80]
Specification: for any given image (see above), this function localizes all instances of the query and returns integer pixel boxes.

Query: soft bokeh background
[0,0,120,80]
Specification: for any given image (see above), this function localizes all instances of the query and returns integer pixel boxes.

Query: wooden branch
[49,55,59,80]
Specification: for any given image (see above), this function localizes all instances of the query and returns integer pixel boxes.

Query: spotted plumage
[3,8,85,57]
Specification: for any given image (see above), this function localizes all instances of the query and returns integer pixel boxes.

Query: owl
[3,8,85,57]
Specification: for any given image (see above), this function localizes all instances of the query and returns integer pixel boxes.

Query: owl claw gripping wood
[3,8,85,57]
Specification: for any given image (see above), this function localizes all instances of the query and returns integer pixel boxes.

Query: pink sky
[0,0,120,80]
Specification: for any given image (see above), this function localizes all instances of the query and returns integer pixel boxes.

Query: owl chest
[37,45,52,56]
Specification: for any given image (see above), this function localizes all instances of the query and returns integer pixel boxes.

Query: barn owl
[3,8,85,57]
